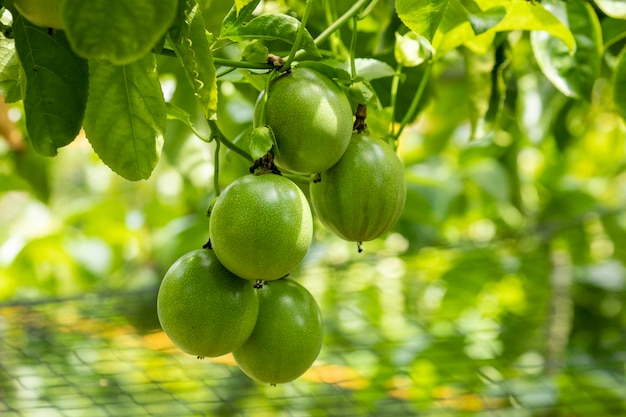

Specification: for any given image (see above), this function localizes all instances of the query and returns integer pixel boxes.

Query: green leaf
[221,14,320,57]
[12,15,88,156]
[436,1,576,56]
[531,0,602,100]
[84,56,166,181]
[63,0,178,65]
[613,47,626,121]
[242,41,270,63]
[221,0,261,33]
[294,61,351,82]
[602,18,626,52]
[248,126,276,160]
[593,0,626,19]
[0,35,23,103]
[338,58,396,81]
[467,6,506,35]
[167,0,218,120]
[396,0,451,42]
[348,82,376,105]
[166,102,210,142]
[235,0,256,14]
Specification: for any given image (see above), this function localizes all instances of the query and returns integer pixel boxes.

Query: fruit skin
[157,249,259,358]
[309,134,407,242]
[209,174,313,281]
[256,68,353,175]
[233,278,323,385]
[13,0,65,29]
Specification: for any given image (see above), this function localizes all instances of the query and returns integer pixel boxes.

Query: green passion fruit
[233,278,323,385]
[157,249,259,358]
[310,134,407,243]
[256,68,354,175]
[209,174,313,281]
[13,0,65,29]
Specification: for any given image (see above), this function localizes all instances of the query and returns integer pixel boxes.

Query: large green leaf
[396,0,451,42]
[221,0,261,34]
[12,15,88,156]
[63,0,177,64]
[593,0,626,19]
[467,5,506,36]
[613,47,626,121]
[338,58,396,81]
[84,56,166,181]
[531,0,602,100]
[221,13,320,57]
[235,0,256,14]
[602,18,626,51]
[168,0,218,120]
[0,35,23,103]
[436,1,576,56]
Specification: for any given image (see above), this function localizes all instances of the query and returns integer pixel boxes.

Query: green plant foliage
[83,55,166,180]
[12,15,88,156]
[594,0,626,19]
[396,0,450,41]
[167,0,217,120]
[531,0,602,99]
[0,34,22,102]
[1,0,626,403]
[62,0,178,64]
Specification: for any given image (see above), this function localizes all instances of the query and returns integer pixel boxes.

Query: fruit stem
[393,62,433,145]
[207,119,253,163]
[282,0,315,70]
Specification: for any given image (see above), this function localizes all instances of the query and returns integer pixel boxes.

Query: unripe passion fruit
[310,134,407,243]
[13,0,65,29]
[256,68,353,175]
[209,174,313,281]
[157,249,259,358]
[233,278,323,385]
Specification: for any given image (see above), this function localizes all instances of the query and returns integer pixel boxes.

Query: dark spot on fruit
[250,150,282,176]
[357,241,363,253]
[354,104,367,132]
[313,173,321,183]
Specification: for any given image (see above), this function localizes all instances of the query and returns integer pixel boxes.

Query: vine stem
[282,0,316,70]
[213,137,221,196]
[393,62,433,143]
[207,119,253,163]
[349,15,358,81]
[312,0,373,47]
[389,62,403,140]
[160,47,273,70]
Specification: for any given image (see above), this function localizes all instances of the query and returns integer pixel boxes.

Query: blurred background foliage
[1,0,626,415]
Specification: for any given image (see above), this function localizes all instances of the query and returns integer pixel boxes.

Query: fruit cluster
[157,67,407,385]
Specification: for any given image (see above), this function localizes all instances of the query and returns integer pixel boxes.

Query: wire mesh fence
[1,260,625,417]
